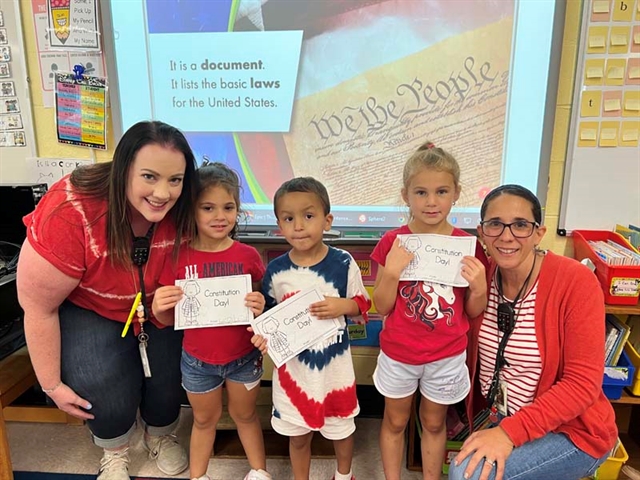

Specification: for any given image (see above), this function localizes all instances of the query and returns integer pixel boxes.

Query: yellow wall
[540,0,582,257]
[18,0,581,255]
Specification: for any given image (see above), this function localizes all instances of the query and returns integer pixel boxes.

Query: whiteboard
[0,0,38,183]
[559,0,640,234]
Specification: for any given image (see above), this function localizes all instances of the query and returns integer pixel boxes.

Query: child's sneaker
[244,469,272,480]
[191,476,211,480]
[331,476,355,480]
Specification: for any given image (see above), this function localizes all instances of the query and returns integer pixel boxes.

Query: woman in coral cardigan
[448,185,617,480]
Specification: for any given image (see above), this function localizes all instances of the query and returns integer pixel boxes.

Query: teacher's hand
[455,426,514,480]
[47,383,95,420]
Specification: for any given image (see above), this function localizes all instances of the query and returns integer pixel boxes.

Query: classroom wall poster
[31,0,106,107]
[46,0,100,50]
[54,72,107,149]
[26,156,94,186]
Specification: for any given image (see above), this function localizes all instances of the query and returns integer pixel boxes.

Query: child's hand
[460,256,487,295]
[385,237,414,277]
[245,291,266,316]
[152,286,183,313]
[247,327,268,354]
[310,297,347,319]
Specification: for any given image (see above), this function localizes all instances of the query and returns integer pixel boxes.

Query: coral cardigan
[466,251,618,459]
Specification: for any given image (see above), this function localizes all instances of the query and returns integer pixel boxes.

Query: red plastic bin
[572,230,640,306]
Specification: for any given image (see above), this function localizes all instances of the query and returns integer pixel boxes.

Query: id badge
[495,380,508,416]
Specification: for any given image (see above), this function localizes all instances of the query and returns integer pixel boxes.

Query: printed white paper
[174,274,253,330]
[251,287,341,368]
[398,234,477,287]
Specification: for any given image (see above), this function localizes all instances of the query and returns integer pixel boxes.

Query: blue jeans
[59,301,184,448]
[447,431,608,480]
[181,348,263,393]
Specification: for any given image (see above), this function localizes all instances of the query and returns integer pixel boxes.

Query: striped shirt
[478,274,542,414]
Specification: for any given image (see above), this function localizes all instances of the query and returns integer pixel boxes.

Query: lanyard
[486,255,537,406]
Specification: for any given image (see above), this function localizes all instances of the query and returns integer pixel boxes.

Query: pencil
[121,292,142,338]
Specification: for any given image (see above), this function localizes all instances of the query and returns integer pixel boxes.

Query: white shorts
[373,350,470,405]
[271,414,356,441]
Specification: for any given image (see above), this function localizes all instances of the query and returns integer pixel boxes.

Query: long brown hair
[71,121,197,265]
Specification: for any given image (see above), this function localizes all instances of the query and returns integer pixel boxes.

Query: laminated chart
[54,72,106,149]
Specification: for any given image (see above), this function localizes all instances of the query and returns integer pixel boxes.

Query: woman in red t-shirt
[17,121,197,480]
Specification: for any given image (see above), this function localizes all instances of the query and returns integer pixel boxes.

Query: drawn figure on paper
[37,173,55,185]
[399,281,455,331]
[261,316,293,359]
[181,279,201,326]
[403,236,422,278]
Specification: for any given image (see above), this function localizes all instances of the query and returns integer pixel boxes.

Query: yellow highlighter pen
[121,292,142,338]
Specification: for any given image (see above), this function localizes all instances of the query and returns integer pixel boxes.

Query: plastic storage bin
[442,441,463,474]
[595,439,629,480]
[347,318,383,347]
[602,350,635,400]
[624,340,640,396]
[573,230,640,306]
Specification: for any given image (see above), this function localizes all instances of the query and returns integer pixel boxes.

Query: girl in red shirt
[153,162,271,480]
[371,142,488,480]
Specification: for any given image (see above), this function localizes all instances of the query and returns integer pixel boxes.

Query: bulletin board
[559,0,640,234]
[0,0,37,183]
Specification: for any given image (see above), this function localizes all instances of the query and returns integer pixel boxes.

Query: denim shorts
[181,348,263,394]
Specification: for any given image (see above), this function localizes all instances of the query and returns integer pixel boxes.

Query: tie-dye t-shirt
[23,175,176,331]
[262,246,370,430]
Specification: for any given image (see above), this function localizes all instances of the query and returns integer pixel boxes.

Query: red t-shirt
[371,225,488,365]
[159,241,265,365]
[23,176,178,329]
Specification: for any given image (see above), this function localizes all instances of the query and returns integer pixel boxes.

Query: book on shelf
[605,314,631,367]
[588,239,640,266]
[616,224,640,252]
[626,315,640,354]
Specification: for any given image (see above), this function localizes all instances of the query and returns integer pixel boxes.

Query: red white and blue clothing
[370,225,489,365]
[478,276,541,414]
[159,241,265,365]
[262,246,371,433]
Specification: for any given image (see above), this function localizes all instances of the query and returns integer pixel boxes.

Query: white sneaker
[97,447,130,480]
[244,469,272,480]
[191,476,211,480]
[143,434,188,475]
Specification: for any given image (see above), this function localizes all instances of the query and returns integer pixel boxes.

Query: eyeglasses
[480,220,539,238]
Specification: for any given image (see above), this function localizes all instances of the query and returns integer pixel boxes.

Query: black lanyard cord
[487,254,538,405]
[131,224,155,321]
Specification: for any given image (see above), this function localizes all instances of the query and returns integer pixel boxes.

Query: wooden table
[0,347,81,480]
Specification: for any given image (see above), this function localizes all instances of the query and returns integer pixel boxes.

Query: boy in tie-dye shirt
[254,177,370,480]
